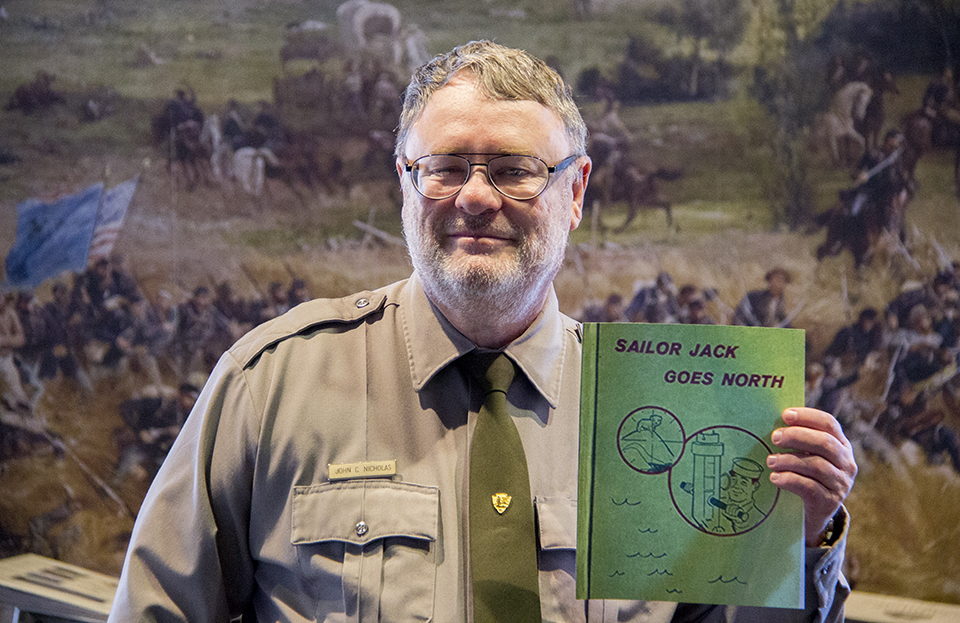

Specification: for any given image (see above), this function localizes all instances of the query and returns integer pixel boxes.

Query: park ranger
[109,40,856,623]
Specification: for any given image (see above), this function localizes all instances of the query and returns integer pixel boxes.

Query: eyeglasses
[404,153,579,201]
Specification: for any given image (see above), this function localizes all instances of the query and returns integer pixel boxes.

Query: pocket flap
[292,481,439,546]
[535,495,577,550]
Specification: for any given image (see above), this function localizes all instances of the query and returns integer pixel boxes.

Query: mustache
[436,213,520,239]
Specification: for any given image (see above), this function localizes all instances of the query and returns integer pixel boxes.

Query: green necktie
[464,352,541,623]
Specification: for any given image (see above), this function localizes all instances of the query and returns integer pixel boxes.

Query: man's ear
[569,156,592,231]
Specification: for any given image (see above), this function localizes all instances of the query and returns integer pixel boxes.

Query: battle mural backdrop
[1,0,959,608]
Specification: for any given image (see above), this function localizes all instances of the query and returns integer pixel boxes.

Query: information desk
[845,590,960,623]
[0,554,115,623]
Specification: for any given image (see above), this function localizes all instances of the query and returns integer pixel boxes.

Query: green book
[577,322,806,608]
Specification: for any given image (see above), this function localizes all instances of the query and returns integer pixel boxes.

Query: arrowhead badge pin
[492,493,512,514]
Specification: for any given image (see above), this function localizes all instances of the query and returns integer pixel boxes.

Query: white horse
[200,114,236,184]
[814,81,874,167]
[232,147,283,196]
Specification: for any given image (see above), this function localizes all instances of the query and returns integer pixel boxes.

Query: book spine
[576,322,600,599]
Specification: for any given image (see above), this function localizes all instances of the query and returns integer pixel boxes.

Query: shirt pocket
[292,480,439,623]
[536,495,584,623]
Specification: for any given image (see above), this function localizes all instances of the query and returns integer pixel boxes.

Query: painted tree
[749,0,841,229]
[678,0,749,97]
[917,0,960,70]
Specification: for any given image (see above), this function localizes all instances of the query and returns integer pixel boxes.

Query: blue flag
[4,182,104,289]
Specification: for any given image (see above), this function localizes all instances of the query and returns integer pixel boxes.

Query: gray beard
[403,210,568,328]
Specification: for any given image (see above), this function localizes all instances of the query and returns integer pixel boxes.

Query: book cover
[577,322,806,608]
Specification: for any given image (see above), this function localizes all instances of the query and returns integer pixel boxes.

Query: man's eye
[425,165,464,177]
[497,167,534,179]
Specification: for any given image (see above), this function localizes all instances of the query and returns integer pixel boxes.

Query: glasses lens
[411,155,469,199]
[488,155,549,199]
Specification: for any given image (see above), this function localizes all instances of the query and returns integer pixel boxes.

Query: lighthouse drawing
[686,431,724,528]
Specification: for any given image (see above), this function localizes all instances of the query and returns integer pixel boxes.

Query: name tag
[328,460,397,481]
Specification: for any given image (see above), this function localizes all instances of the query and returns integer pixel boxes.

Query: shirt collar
[400,273,569,408]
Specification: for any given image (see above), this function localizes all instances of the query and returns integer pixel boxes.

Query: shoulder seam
[232,291,388,368]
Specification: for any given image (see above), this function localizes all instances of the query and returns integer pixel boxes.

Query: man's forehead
[405,80,570,157]
[423,79,554,120]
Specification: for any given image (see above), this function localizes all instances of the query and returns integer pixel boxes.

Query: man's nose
[455,164,503,214]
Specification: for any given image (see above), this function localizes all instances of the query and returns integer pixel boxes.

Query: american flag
[89,176,138,260]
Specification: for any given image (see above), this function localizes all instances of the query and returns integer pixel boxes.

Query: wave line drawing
[708,576,747,585]
[612,498,642,506]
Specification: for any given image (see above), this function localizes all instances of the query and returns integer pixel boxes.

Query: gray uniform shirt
[109,274,849,622]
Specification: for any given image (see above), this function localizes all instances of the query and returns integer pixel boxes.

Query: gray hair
[395,40,587,158]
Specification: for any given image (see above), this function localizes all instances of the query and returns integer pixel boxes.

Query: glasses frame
[403,153,580,201]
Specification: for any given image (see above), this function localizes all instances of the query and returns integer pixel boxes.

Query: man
[843,129,909,231]
[708,458,768,535]
[733,267,792,328]
[253,281,292,324]
[176,286,233,377]
[115,383,200,482]
[685,297,717,325]
[13,291,48,397]
[110,41,856,622]
[923,67,960,145]
[39,282,94,393]
[823,307,882,368]
[0,291,30,411]
[287,278,312,309]
[625,271,680,323]
[113,295,167,390]
[815,128,909,266]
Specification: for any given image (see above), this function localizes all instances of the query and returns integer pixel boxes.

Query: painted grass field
[1,0,959,606]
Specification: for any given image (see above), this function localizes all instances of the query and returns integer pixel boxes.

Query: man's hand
[767,407,857,546]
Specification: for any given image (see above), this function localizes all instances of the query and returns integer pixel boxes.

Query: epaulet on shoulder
[560,311,583,344]
[572,322,583,344]
[230,290,387,367]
